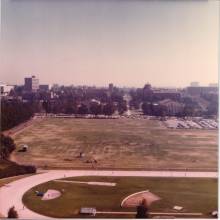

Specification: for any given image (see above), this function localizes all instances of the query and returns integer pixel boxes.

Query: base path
[0,170,217,219]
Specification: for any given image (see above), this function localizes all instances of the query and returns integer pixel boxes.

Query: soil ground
[13,118,217,170]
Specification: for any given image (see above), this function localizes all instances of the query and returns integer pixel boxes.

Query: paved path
[0,170,217,219]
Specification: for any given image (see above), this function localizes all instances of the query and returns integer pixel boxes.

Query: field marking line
[53,179,116,186]
[121,190,149,207]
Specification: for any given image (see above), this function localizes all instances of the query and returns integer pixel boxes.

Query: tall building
[143,83,153,98]
[209,83,218,87]
[24,76,39,92]
[190,82,199,87]
[186,86,218,96]
[153,89,181,101]
[109,83,114,93]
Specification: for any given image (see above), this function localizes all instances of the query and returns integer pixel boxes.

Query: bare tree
[8,206,18,218]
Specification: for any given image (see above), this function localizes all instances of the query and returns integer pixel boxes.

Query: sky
[0,0,219,88]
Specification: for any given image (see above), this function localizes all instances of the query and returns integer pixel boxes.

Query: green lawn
[13,118,217,170]
[23,176,217,218]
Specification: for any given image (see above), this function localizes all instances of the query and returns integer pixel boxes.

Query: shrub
[0,160,36,179]
[7,206,18,218]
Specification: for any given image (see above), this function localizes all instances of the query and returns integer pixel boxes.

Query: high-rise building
[209,83,218,87]
[24,75,39,92]
[109,83,114,93]
[190,82,199,87]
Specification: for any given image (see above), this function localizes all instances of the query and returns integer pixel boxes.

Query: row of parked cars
[34,113,119,119]
[164,117,218,129]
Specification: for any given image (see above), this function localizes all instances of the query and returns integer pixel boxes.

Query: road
[0,170,217,219]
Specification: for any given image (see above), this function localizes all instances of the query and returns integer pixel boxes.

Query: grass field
[22,176,217,218]
[13,118,217,170]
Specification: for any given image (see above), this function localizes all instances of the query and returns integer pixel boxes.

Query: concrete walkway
[0,170,217,219]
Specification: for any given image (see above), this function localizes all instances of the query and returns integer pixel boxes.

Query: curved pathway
[0,170,217,219]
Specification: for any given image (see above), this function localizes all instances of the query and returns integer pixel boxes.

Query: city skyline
[0,0,219,87]
[1,76,218,89]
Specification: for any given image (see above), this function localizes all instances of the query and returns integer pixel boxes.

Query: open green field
[23,176,217,218]
[13,118,217,170]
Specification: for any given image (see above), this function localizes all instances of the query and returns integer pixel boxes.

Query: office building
[186,86,218,96]
[190,82,199,87]
[24,76,39,92]
[209,83,218,87]
[158,99,185,116]
[109,83,114,93]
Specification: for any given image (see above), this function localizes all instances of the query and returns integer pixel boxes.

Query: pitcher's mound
[42,189,61,201]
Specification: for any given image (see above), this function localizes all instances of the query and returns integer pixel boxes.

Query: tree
[89,103,102,115]
[1,100,34,131]
[182,105,195,116]
[206,102,218,116]
[118,101,127,115]
[153,104,167,116]
[129,99,141,110]
[142,102,152,115]
[78,104,89,115]
[8,206,18,218]
[42,100,51,114]
[0,134,16,159]
[64,101,77,114]
[103,103,115,115]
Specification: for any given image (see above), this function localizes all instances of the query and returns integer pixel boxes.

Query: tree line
[1,99,34,131]
[42,100,127,116]
[0,133,16,159]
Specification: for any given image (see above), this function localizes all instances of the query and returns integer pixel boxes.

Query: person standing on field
[136,199,149,218]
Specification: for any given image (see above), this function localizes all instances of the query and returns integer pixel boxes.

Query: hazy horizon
[0,0,219,87]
